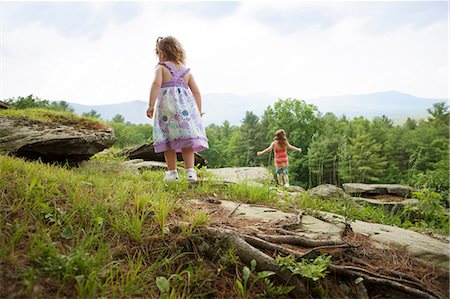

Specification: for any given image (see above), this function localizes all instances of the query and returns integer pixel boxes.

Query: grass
[1,153,448,298]
[0,108,108,130]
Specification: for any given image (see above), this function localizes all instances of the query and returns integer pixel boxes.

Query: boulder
[308,184,348,199]
[0,116,116,162]
[343,183,415,198]
[207,167,273,184]
[118,143,207,167]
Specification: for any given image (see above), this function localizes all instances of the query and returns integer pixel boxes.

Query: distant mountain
[308,90,442,119]
[70,91,442,126]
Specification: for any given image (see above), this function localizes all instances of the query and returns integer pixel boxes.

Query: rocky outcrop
[0,116,116,162]
[118,143,207,167]
[343,183,415,198]
[307,184,349,199]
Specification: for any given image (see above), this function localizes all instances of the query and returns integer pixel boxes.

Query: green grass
[1,154,448,298]
[0,108,107,130]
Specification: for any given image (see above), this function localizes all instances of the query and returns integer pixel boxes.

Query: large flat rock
[207,167,273,184]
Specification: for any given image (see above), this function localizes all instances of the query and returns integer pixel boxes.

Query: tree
[49,100,75,112]
[82,110,101,119]
[5,95,50,109]
[112,114,125,123]
[338,119,387,183]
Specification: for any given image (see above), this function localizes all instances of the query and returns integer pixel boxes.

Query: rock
[285,186,306,193]
[0,116,116,162]
[121,160,177,171]
[117,143,207,167]
[343,183,415,198]
[307,184,348,199]
[207,167,273,184]
[352,197,418,211]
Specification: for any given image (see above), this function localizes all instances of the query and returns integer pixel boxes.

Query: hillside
[1,154,448,298]
[70,91,441,125]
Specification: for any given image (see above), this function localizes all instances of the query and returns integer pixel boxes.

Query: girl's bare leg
[277,174,283,185]
[164,150,177,171]
[284,174,289,185]
[181,147,194,169]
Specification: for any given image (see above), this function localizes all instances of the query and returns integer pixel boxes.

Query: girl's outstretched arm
[147,66,163,118]
[188,74,202,114]
[287,142,302,153]
[257,142,274,156]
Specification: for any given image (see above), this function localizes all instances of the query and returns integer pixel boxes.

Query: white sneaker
[163,170,179,181]
[186,168,197,182]
[284,183,290,187]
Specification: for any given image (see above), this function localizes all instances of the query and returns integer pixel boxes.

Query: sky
[1,1,449,106]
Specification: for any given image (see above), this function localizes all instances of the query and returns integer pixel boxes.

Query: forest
[5,95,449,199]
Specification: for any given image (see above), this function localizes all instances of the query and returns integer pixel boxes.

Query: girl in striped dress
[257,129,302,187]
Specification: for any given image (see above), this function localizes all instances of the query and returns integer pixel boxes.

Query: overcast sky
[1,1,448,105]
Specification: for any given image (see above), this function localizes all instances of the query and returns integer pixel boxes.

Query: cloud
[249,2,448,34]
[3,2,141,40]
[160,1,241,20]
[1,1,448,105]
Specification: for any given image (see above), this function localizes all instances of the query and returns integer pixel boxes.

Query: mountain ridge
[69,90,442,125]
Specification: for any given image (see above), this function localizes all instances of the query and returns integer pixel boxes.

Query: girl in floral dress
[147,36,208,181]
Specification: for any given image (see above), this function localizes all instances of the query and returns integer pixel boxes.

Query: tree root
[256,234,345,247]
[331,265,441,299]
[200,226,308,298]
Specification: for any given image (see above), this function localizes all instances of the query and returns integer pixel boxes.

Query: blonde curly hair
[155,36,186,65]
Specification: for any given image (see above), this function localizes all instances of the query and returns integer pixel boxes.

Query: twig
[228,203,242,217]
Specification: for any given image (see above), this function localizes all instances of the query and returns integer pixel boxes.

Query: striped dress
[274,146,288,168]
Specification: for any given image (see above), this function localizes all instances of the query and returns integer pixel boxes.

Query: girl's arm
[146,66,163,118]
[287,142,302,153]
[257,142,274,156]
[188,73,203,115]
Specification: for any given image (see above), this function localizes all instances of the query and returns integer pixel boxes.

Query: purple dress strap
[158,61,190,89]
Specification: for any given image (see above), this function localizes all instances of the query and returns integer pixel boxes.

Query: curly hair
[274,129,287,148]
[155,36,186,65]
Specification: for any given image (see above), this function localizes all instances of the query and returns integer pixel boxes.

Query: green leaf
[236,279,244,295]
[255,271,275,280]
[250,259,257,272]
[354,277,364,284]
[61,226,73,239]
[156,276,170,293]
[243,266,251,283]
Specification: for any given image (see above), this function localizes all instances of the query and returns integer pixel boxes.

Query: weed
[235,259,275,299]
